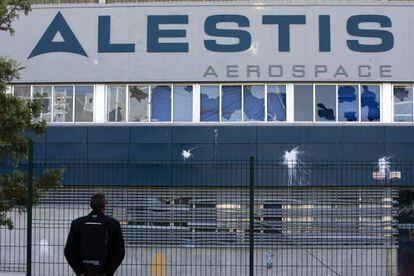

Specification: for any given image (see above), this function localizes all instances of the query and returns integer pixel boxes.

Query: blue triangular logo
[28,12,87,59]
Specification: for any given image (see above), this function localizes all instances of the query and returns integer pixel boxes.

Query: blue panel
[33,142,47,160]
[23,131,46,143]
[172,161,249,187]
[88,127,130,143]
[129,143,171,160]
[300,143,343,161]
[342,143,386,161]
[88,143,129,160]
[129,127,171,143]
[172,127,217,144]
[300,127,342,143]
[257,127,300,143]
[213,144,257,160]
[214,126,256,143]
[46,127,87,142]
[342,127,385,142]
[257,144,299,160]
[385,143,414,161]
[385,126,414,143]
[172,144,215,161]
[46,143,87,159]
[128,163,170,186]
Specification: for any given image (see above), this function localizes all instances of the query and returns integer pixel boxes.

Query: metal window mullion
[92,85,96,123]
[171,84,174,123]
[264,84,268,123]
[335,84,338,122]
[126,84,129,123]
[72,84,75,123]
[149,84,152,122]
[391,84,395,122]
[51,85,55,123]
[219,84,222,123]
[358,84,361,123]
[105,85,108,122]
[313,84,316,123]
[380,84,383,123]
[241,84,244,122]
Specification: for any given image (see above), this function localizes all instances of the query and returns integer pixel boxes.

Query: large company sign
[0,4,413,82]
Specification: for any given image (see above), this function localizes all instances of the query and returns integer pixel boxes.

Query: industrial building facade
[1,1,414,275]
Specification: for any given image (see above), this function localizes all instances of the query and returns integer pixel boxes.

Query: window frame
[336,83,359,123]
[392,83,414,123]
[106,84,127,123]
[266,83,288,123]
[200,84,221,123]
[74,85,95,123]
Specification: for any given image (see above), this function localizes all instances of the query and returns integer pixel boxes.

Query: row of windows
[10,84,414,123]
[13,85,94,122]
[107,84,287,123]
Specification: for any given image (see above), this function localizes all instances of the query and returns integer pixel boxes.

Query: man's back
[64,210,125,276]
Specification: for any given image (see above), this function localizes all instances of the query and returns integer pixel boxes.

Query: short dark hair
[90,193,107,211]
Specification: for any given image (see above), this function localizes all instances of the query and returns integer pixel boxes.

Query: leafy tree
[0,0,62,229]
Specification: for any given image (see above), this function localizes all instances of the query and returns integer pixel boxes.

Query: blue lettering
[347,15,394,52]
[204,15,251,52]
[147,15,188,52]
[98,16,135,53]
[262,15,306,52]
[28,12,87,59]
[319,15,331,52]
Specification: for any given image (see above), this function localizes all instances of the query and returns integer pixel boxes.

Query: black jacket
[64,210,125,276]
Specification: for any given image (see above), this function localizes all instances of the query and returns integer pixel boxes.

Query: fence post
[249,156,255,276]
[26,140,33,276]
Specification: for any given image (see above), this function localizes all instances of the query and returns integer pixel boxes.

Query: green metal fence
[1,157,408,275]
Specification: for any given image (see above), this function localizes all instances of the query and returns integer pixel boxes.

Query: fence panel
[0,160,405,275]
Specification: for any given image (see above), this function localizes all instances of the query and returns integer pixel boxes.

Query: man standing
[64,193,125,276]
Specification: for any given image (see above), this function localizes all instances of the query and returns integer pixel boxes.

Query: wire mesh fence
[0,159,408,275]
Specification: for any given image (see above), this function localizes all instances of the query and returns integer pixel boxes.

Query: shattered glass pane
[201,86,219,122]
[75,86,94,122]
[361,85,380,122]
[244,85,264,121]
[338,85,358,122]
[174,85,193,122]
[129,85,149,122]
[267,85,286,122]
[315,85,336,122]
[151,85,171,122]
[222,85,242,122]
[393,86,413,122]
[107,85,126,122]
[53,85,73,122]
[13,86,31,100]
[33,86,52,122]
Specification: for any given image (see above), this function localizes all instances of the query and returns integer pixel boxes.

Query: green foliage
[0,0,62,229]
[0,0,31,35]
